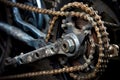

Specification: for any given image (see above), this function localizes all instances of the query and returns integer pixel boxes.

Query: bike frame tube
[0,22,45,49]
[12,0,46,38]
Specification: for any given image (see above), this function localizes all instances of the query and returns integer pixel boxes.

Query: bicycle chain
[48,2,110,79]
[0,0,110,80]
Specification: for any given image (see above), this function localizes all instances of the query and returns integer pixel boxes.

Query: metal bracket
[5,33,87,66]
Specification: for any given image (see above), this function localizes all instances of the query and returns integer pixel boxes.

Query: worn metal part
[5,33,85,65]
[0,62,90,80]
[0,0,119,80]
[36,0,44,29]
[61,33,80,57]
[7,41,58,65]
[0,22,46,49]
[46,2,110,79]
[0,22,33,46]
[62,37,75,53]
[108,44,119,57]
[12,0,46,38]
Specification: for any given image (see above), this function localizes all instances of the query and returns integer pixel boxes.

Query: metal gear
[0,0,118,80]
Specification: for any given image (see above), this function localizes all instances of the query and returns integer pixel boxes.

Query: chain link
[0,0,110,80]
